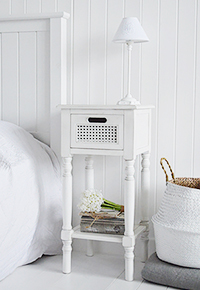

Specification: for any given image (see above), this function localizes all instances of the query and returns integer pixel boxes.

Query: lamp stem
[127,42,132,98]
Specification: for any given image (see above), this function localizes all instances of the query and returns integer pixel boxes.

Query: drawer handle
[88,117,107,123]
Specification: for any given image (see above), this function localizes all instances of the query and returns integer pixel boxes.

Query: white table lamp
[113,17,149,105]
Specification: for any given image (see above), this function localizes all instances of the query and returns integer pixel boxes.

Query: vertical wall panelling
[19,32,37,131]
[156,0,178,208]
[0,0,11,15]
[1,0,200,251]
[50,16,68,156]
[194,0,200,176]
[58,0,73,104]
[104,0,124,211]
[141,0,159,214]
[11,0,25,14]
[106,0,125,210]
[106,0,124,105]
[0,34,1,120]
[73,0,90,104]
[36,31,50,144]
[26,0,42,13]
[89,0,108,203]
[191,0,198,177]
[42,0,56,13]
[175,0,196,177]
[124,0,141,224]
[89,0,106,105]
[2,33,18,125]
[124,0,141,104]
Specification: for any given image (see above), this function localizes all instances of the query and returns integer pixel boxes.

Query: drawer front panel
[71,114,124,150]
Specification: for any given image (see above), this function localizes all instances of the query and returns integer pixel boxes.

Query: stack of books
[80,210,124,235]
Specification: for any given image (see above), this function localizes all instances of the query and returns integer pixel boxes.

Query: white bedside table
[60,105,153,281]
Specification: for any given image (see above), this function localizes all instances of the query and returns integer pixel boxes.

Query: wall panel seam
[191,0,198,176]
[173,0,179,173]
[155,0,161,212]
[70,0,74,104]
[0,34,2,120]
[17,32,20,125]
[87,0,91,105]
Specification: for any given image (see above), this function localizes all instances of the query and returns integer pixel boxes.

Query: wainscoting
[0,0,199,237]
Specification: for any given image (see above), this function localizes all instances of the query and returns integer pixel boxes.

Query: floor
[0,252,177,290]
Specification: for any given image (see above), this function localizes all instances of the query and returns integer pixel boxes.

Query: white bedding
[0,121,62,281]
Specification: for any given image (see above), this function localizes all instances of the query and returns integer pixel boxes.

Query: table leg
[123,159,135,281]
[61,156,73,273]
[85,156,94,257]
[140,152,150,262]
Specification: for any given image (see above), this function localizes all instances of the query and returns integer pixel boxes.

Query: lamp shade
[113,17,149,43]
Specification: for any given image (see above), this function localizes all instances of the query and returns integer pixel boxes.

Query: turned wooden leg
[123,159,135,281]
[61,156,73,273]
[140,152,150,262]
[85,156,94,257]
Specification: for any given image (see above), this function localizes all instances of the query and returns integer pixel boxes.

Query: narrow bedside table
[60,105,153,281]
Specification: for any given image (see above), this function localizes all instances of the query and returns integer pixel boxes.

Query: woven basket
[152,158,200,268]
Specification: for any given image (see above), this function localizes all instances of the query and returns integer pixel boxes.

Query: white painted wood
[42,0,56,13]
[61,105,152,281]
[27,0,41,13]
[140,0,159,217]
[36,30,50,143]
[89,0,106,105]
[85,156,94,189]
[194,1,200,177]
[50,16,68,157]
[0,12,69,21]
[1,33,18,124]
[140,152,150,262]
[0,12,69,157]
[156,0,178,208]
[70,114,124,150]
[175,0,196,177]
[0,0,200,273]
[19,32,36,131]
[123,159,135,281]
[61,156,73,274]
[106,0,124,105]
[0,34,1,120]
[0,0,10,15]
[11,0,25,14]
[73,0,90,105]
[85,156,94,257]
[72,225,145,242]
[0,20,48,33]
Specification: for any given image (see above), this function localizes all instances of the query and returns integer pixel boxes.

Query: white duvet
[0,121,62,281]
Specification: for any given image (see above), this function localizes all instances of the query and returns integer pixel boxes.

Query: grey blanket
[142,253,200,290]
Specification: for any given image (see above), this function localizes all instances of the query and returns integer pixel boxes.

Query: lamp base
[117,94,140,105]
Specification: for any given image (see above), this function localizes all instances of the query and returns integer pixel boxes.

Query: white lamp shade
[113,17,149,43]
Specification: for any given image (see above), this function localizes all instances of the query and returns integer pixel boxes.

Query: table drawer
[71,114,124,150]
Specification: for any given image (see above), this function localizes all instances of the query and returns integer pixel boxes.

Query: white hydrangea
[78,189,103,213]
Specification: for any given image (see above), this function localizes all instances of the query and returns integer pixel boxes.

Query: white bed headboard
[0,12,69,158]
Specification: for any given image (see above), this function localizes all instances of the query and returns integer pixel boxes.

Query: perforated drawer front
[71,114,124,150]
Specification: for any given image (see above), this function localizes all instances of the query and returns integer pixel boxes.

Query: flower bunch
[78,189,103,213]
[78,189,124,213]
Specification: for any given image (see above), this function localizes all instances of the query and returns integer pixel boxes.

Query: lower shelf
[72,224,146,244]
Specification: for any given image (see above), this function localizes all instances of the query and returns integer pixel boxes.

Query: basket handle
[160,158,175,182]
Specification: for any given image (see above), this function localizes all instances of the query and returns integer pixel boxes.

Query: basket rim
[167,181,200,193]
[152,216,200,234]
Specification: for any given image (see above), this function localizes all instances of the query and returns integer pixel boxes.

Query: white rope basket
[152,158,200,268]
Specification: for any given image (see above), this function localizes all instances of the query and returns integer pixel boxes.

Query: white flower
[78,189,103,213]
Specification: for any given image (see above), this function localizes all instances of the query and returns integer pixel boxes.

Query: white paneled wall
[1,0,200,243]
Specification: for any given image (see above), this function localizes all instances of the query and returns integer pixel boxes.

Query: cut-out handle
[88,117,107,123]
